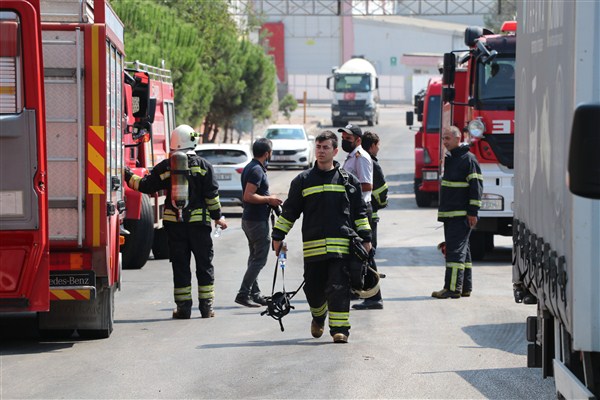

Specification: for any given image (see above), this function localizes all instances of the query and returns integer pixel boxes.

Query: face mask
[341,139,355,153]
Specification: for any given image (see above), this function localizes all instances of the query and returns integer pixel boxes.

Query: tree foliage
[279,94,298,122]
[112,0,276,141]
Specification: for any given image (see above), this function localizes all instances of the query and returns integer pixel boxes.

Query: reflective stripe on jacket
[437,145,483,221]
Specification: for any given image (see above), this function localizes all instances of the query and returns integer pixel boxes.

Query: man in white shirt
[338,124,384,310]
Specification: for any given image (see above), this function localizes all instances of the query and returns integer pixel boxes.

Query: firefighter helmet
[170,124,198,151]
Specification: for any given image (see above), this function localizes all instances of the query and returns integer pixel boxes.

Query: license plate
[50,271,95,287]
[347,112,357,115]
[215,173,232,180]
[272,156,293,161]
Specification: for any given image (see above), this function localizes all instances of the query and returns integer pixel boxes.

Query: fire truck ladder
[42,28,85,245]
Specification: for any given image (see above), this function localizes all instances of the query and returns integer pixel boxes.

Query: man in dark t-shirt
[235,138,283,307]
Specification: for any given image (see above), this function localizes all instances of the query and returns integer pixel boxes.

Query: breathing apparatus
[261,241,305,332]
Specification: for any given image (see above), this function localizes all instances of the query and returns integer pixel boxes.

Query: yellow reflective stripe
[190,166,206,176]
[310,302,328,317]
[447,262,465,269]
[372,212,379,219]
[302,184,345,197]
[205,196,221,211]
[160,171,171,181]
[129,175,141,191]
[447,263,464,292]
[198,284,214,299]
[329,311,350,327]
[163,209,178,222]
[190,208,211,223]
[174,286,192,301]
[354,217,371,231]
[302,239,350,258]
[470,199,482,206]
[373,183,388,196]
[274,215,294,233]
[441,180,469,188]
[465,262,472,269]
[437,210,467,218]
[467,173,483,181]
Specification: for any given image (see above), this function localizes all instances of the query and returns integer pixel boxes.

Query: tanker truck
[512,1,599,397]
[327,55,380,127]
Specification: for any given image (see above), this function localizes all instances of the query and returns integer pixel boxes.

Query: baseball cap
[338,124,363,137]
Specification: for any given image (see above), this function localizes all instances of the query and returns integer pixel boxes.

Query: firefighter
[124,124,227,318]
[361,131,388,249]
[272,130,372,343]
[432,126,482,299]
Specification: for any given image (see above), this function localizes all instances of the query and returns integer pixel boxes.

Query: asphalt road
[0,105,556,399]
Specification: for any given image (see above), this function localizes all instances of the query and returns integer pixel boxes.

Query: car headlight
[467,119,486,138]
[481,194,503,211]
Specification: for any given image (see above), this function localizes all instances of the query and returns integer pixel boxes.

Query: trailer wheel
[77,285,114,340]
[152,227,170,260]
[122,194,154,269]
[469,231,486,261]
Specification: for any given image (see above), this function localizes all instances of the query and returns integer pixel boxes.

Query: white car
[194,143,252,206]
[264,124,315,169]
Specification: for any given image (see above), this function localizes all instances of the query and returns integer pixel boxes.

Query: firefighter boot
[199,299,215,318]
[431,288,461,299]
[172,300,192,319]
[332,333,349,343]
[311,318,325,338]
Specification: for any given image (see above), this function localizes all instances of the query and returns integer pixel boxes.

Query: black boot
[199,299,215,318]
[172,300,192,319]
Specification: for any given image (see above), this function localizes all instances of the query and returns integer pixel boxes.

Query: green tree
[484,0,517,33]
[279,94,298,122]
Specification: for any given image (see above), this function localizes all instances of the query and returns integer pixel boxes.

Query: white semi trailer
[512,1,600,398]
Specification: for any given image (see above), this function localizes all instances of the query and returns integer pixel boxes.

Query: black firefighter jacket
[371,156,388,216]
[437,145,483,221]
[126,153,222,225]
[272,161,372,262]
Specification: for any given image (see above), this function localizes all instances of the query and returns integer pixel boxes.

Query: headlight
[481,193,503,210]
[467,119,485,138]
[332,110,340,116]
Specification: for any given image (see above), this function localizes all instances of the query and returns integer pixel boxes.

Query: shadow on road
[197,337,329,349]
[462,322,527,356]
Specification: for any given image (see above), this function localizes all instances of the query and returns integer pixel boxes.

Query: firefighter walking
[272,131,372,343]
[125,124,227,318]
[432,126,482,299]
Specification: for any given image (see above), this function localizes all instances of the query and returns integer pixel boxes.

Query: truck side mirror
[326,76,332,90]
[406,111,414,126]
[442,87,455,103]
[442,53,455,85]
[131,71,151,118]
[375,77,379,90]
[568,103,600,199]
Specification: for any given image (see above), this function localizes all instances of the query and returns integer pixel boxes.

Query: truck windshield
[334,74,370,92]
[425,95,440,133]
[476,57,515,103]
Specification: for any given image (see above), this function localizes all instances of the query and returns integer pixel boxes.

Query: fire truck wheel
[469,231,487,261]
[122,194,154,269]
[152,227,170,260]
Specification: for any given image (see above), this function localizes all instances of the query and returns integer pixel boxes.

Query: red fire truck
[0,0,151,338]
[407,77,442,207]
[121,61,176,269]
[441,21,517,260]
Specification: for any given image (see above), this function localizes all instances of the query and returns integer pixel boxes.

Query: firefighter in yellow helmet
[124,124,227,319]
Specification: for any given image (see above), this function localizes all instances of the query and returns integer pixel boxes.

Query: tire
[77,285,115,339]
[367,119,374,127]
[332,119,340,127]
[39,329,75,339]
[152,227,170,260]
[122,194,154,269]
[469,230,487,261]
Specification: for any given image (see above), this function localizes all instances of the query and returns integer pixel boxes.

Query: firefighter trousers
[443,217,472,293]
[364,203,382,301]
[303,258,351,336]
[164,222,215,307]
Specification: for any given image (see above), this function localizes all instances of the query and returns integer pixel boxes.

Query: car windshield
[196,149,248,165]
[265,128,306,140]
